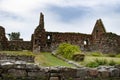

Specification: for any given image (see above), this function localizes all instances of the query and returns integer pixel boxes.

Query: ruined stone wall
[8,40,32,51]
[0,26,8,50]
[0,62,120,80]
[97,33,120,53]
[45,32,93,51]
[92,19,106,44]
[32,13,46,52]
[0,26,32,51]
[32,15,120,53]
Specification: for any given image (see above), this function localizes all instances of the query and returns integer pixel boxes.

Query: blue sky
[0,0,120,40]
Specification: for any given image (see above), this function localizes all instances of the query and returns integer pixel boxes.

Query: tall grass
[86,52,103,57]
[86,58,117,68]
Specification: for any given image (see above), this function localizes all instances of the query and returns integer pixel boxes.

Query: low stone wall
[0,61,120,80]
[8,40,32,51]
[0,54,35,63]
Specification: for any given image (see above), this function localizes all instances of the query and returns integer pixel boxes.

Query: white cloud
[0,0,38,14]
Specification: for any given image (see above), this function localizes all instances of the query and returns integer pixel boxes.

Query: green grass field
[1,51,120,67]
[35,52,74,67]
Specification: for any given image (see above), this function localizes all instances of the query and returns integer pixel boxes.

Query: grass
[35,52,74,67]
[0,51,35,56]
[80,56,120,67]
[1,51,120,67]
[0,51,74,67]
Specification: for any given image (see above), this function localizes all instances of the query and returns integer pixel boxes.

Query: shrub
[56,43,81,59]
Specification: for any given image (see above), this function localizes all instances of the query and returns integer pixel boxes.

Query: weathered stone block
[49,77,60,80]
[26,63,39,69]
[0,69,2,73]
[76,68,87,79]
[72,54,85,61]
[28,70,46,78]
[61,68,77,78]
[2,64,14,70]
[87,68,98,77]
[8,69,27,77]
[109,68,119,77]
[98,71,109,78]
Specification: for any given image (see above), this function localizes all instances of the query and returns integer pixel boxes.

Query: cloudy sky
[0,0,120,40]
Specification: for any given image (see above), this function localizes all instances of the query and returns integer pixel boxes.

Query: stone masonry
[0,26,31,51]
[0,26,8,50]
[0,61,120,80]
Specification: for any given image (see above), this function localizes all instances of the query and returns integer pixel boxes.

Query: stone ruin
[0,26,31,51]
[32,13,120,54]
[0,26,8,50]
[0,12,120,53]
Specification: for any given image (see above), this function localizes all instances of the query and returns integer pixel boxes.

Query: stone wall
[32,13,46,53]
[0,26,8,50]
[98,33,120,53]
[8,40,32,51]
[0,26,32,51]
[45,32,92,51]
[0,61,120,80]
[0,54,34,63]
